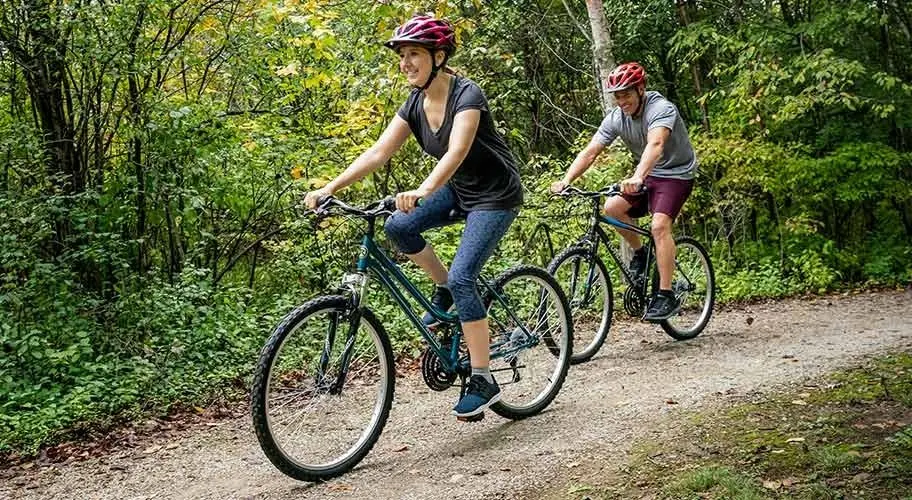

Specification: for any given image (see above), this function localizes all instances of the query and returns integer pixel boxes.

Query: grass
[549,353,912,499]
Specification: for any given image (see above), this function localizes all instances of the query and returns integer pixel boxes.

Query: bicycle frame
[336,216,531,377]
[574,197,656,301]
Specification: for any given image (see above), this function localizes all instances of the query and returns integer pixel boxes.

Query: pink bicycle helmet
[384,15,456,54]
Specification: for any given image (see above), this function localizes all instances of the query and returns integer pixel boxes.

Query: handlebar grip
[381,197,397,212]
[383,196,422,212]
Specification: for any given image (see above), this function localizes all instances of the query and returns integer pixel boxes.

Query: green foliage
[664,466,767,499]
[1,0,911,456]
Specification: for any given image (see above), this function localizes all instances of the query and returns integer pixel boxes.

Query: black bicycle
[547,185,715,363]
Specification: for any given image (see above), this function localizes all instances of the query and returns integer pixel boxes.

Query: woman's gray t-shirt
[595,91,697,180]
[397,76,523,210]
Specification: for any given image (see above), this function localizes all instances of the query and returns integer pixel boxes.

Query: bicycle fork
[316,272,369,395]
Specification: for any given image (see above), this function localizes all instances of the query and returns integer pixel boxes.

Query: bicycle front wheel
[547,245,613,363]
[485,265,573,420]
[660,237,715,340]
[251,296,394,481]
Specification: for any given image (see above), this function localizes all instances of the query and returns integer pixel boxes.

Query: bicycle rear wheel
[251,296,394,481]
[485,265,573,420]
[660,237,715,340]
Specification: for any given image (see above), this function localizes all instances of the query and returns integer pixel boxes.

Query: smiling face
[397,43,443,86]
[613,86,645,116]
[398,44,432,86]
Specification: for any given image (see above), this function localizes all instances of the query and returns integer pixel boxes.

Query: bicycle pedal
[456,412,485,423]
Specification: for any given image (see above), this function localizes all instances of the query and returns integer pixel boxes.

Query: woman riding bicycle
[304,14,523,419]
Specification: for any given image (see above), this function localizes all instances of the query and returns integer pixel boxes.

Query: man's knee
[603,198,629,217]
[651,214,673,238]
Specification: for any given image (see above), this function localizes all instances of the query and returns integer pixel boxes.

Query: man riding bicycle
[551,62,697,321]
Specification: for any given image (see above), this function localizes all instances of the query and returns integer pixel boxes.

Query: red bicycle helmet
[384,15,456,54]
[606,62,646,92]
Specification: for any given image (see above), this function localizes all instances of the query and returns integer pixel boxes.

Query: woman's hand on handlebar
[395,188,428,213]
[304,187,334,210]
[550,180,569,194]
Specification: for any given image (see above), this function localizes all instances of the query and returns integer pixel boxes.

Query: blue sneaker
[423,286,453,327]
[452,375,501,418]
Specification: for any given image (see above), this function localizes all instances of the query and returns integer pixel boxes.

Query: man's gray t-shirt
[397,76,523,211]
[595,91,697,180]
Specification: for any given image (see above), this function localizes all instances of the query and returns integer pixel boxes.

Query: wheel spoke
[251,299,393,481]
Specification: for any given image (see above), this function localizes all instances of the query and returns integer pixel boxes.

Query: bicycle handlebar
[302,196,397,219]
[556,184,622,198]
[555,183,647,199]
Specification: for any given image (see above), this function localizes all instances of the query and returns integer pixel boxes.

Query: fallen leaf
[449,473,465,484]
[393,445,409,452]
[165,443,180,450]
[567,462,580,468]
[851,472,871,483]
[327,483,352,492]
[499,467,511,472]
[665,399,679,405]
[762,480,781,490]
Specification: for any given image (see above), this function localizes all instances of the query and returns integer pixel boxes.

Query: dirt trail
[3,289,910,500]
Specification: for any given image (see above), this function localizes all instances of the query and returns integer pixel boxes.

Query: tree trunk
[13,0,85,196]
[585,0,617,111]
[127,2,148,273]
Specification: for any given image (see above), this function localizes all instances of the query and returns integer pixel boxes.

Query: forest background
[1,0,910,455]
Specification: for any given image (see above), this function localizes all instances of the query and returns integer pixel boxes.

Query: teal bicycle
[251,196,573,481]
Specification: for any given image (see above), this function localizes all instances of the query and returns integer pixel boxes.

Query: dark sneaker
[642,291,681,322]
[629,249,648,284]
[422,286,453,327]
[452,375,502,418]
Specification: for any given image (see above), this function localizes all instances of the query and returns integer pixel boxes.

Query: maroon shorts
[621,176,693,220]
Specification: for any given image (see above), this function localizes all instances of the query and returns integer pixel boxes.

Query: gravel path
[3,289,910,500]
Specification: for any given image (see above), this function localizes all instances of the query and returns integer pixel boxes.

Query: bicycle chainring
[421,345,457,392]
[623,287,645,317]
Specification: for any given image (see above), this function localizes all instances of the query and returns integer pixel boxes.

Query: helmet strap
[419,48,448,90]
[632,87,645,118]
